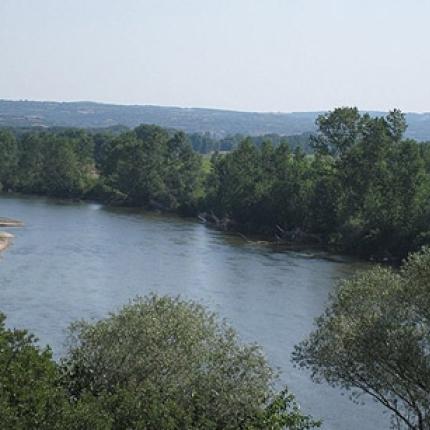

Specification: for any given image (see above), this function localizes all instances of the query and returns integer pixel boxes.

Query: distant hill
[1,99,429,141]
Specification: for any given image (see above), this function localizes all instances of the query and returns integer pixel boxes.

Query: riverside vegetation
[1,108,430,261]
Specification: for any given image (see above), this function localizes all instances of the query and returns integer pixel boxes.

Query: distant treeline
[2,99,430,140]
[1,107,429,260]
[6,125,312,154]
[187,131,311,154]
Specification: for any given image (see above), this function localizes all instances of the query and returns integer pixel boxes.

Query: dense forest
[1,107,430,261]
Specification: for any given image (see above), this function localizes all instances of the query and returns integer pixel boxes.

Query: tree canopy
[62,295,319,430]
[0,296,319,429]
[0,313,111,430]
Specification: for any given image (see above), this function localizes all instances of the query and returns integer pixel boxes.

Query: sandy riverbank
[0,232,14,252]
[0,218,22,252]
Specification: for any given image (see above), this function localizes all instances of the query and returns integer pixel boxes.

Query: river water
[0,195,389,429]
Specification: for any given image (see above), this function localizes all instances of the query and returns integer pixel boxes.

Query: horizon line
[1,98,429,116]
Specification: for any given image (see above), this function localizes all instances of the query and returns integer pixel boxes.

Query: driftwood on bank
[198,213,322,246]
[198,212,236,231]
[0,218,23,227]
[276,227,322,245]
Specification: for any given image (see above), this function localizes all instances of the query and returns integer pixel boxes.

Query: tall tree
[293,248,430,430]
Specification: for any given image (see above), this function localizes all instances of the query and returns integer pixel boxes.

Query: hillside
[1,99,430,140]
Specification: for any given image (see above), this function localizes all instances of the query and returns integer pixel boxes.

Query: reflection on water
[0,195,388,430]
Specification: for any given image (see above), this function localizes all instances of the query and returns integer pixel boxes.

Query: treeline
[0,125,203,213]
[187,131,311,154]
[6,125,312,154]
[1,107,430,260]
[0,295,319,429]
[204,108,430,260]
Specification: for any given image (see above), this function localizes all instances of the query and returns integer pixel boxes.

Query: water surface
[0,195,389,429]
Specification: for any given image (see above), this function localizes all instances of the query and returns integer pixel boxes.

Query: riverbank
[0,217,23,227]
[197,211,403,264]
[0,191,398,263]
[0,232,14,252]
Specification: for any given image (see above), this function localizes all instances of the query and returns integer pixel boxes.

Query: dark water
[0,195,389,429]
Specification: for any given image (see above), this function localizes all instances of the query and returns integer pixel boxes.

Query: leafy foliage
[11,129,95,198]
[293,248,430,430]
[0,313,64,429]
[100,126,203,210]
[0,313,111,429]
[0,296,318,429]
[0,130,18,191]
[61,295,318,429]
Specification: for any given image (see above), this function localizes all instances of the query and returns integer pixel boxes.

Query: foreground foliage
[0,296,318,429]
[293,248,430,430]
[62,295,319,429]
[0,314,111,429]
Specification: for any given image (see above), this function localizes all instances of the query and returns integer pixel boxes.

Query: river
[0,195,390,429]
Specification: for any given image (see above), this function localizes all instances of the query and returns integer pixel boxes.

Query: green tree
[306,154,340,239]
[15,131,46,193]
[270,146,313,231]
[101,125,202,209]
[62,295,318,430]
[14,131,95,197]
[386,109,407,143]
[0,129,19,190]
[0,312,65,429]
[311,107,364,157]
[0,313,110,429]
[205,138,262,224]
[248,388,321,430]
[102,130,166,204]
[163,131,203,211]
[293,248,430,430]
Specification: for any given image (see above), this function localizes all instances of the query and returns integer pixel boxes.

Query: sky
[0,0,429,113]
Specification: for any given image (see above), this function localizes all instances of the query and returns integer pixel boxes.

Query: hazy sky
[0,0,429,112]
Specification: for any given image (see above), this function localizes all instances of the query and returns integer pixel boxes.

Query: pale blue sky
[0,0,428,112]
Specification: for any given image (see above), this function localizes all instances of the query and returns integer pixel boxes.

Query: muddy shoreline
[0,218,22,253]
